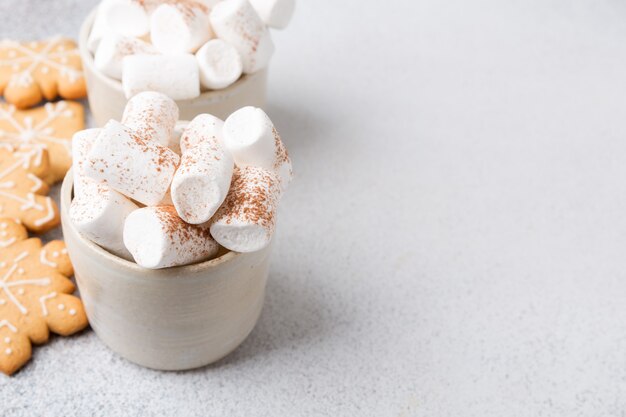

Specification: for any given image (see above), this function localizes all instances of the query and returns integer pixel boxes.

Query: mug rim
[78,7,262,103]
[60,169,242,275]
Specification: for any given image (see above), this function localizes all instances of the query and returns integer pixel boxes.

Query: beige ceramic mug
[60,171,271,370]
[78,8,268,127]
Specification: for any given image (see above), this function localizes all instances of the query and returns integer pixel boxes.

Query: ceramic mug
[78,8,268,127]
[60,171,271,370]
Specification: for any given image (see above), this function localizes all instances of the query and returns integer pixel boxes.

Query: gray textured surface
[2,0,626,416]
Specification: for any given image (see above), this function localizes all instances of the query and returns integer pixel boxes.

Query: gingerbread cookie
[0,218,88,375]
[0,146,59,233]
[0,101,84,183]
[0,37,87,109]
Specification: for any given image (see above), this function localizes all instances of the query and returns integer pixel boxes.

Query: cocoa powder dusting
[217,167,278,229]
[272,127,290,170]
[155,206,213,258]
[134,0,208,15]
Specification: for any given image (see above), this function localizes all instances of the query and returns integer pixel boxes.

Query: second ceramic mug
[78,8,268,126]
[60,171,271,370]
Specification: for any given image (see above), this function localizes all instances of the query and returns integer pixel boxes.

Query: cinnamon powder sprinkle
[155,206,213,256]
[272,127,291,171]
[215,166,279,230]
[135,0,209,19]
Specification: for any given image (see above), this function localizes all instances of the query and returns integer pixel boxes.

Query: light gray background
[2,0,626,416]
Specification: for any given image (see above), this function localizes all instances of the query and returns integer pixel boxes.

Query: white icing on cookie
[0,320,17,333]
[0,101,73,160]
[38,292,57,317]
[0,262,51,315]
[1,37,82,89]
[39,249,57,268]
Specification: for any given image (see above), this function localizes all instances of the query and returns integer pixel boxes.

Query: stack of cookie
[0,37,89,375]
[0,36,88,231]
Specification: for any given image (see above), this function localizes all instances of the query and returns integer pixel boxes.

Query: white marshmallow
[88,0,117,53]
[172,122,234,224]
[71,128,101,195]
[196,39,243,90]
[132,0,165,14]
[179,113,223,153]
[70,127,138,259]
[123,206,220,269]
[169,120,189,154]
[198,0,222,6]
[210,166,281,252]
[150,2,213,54]
[101,0,150,38]
[85,120,180,206]
[122,91,179,147]
[248,0,295,29]
[222,106,292,189]
[70,181,138,260]
[94,34,157,80]
[210,0,275,74]
[122,54,200,100]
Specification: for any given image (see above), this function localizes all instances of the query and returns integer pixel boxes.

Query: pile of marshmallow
[88,0,294,99]
[70,91,292,269]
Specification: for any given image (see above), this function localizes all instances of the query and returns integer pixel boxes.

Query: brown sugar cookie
[0,37,87,109]
[0,101,84,183]
[0,218,87,375]
[0,146,59,233]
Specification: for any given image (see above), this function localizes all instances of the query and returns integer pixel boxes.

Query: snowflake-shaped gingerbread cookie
[0,218,88,375]
[0,146,59,233]
[0,37,87,109]
[0,100,84,183]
